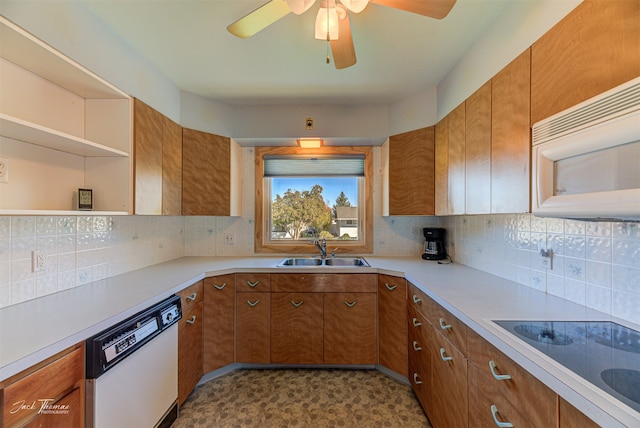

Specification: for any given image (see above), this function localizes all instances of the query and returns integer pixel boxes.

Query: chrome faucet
[312,238,327,259]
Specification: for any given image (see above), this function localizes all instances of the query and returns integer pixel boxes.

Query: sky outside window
[271,177,358,205]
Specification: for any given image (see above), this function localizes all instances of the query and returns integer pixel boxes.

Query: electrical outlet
[0,158,8,183]
[224,233,235,245]
[539,248,553,270]
[32,250,45,272]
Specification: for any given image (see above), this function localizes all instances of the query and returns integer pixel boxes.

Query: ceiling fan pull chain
[326,4,331,64]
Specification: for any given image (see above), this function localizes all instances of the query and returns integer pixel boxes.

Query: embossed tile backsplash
[441,214,640,324]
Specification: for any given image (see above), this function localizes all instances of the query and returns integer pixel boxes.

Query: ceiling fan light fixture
[314,4,340,40]
[339,0,369,13]
[285,0,316,15]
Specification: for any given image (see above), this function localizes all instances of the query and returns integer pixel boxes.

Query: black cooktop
[494,320,640,414]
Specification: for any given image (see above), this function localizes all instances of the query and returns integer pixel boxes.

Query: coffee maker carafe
[422,228,446,260]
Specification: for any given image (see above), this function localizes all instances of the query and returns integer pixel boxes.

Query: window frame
[254,146,373,254]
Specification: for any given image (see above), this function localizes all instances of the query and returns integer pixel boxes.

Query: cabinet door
[182,128,230,215]
[559,397,599,428]
[434,116,449,215]
[162,115,182,215]
[531,0,640,124]
[388,126,435,215]
[378,275,407,376]
[236,292,270,363]
[448,102,466,214]
[133,98,163,215]
[492,49,530,214]
[203,275,235,372]
[324,293,377,365]
[465,81,492,214]
[178,301,203,406]
[271,293,323,364]
[430,331,468,428]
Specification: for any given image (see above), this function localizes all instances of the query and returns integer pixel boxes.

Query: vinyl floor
[172,368,431,428]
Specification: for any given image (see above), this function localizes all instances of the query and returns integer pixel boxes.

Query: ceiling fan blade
[330,12,356,69]
[370,0,456,19]
[227,0,292,38]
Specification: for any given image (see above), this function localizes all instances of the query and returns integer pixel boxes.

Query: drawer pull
[490,404,513,428]
[213,282,227,290]
[439,318,452,330]
[412,295,422,304]
[344,300,357,308]
[413,373,423,385]
[489,360,512,381]
[385,283,397,291]
[247,280,260,288]
[247,300,260,307]
[439,347,453,362]
[186,293,197,301]
[412,318,422,327]
[186,315,196,325]
[291,300,304,307]
[412,341,422,351]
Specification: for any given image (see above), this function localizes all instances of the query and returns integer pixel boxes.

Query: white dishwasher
[85,295,182,428]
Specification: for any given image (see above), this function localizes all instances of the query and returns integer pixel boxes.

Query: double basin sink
[277,256,370,267]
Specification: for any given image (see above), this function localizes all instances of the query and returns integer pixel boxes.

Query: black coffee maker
[422,228,446,260]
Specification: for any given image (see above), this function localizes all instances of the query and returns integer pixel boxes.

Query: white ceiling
[82,0,509,106]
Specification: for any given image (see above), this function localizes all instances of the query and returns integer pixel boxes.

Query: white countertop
[1,256,638,426]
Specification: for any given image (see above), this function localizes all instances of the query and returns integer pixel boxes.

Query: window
[255,146,373,254]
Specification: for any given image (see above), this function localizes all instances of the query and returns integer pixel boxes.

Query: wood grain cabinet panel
[178,300,203,406]
[324,292,377,365]
[203,274,235,373]
[378,275,407,376]
[271,273,377,293]
[448,102,466,214]
[271,293,324,364]
[161,115,182,215]
[531,0,640,124]
[559,397,600,428]
[491,49,531,214]
[133,98,163,215]
[177,280,203,313]
[434,116,450,215]
[388,126,435,215]
[236,292,270,363]
[407,304,434,416]
[182,128,230,216]
[465,81,492,214]
[430,329,468,428]
[236,273,271,292]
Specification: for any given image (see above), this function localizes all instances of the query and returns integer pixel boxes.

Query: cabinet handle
[186,293,197,301]
[247,300,260,307]
[439,347,453,362]
[439,318,452,330]
[413,373,423,385]
[291,300,303,307]
[412,341,422,351]
[344,301,357,307]
[412,318,422,327]
[490,404,513,428]
[213,282,227,290]
[247,280,260,288]
[412,295,422,304]
[186,315,196,325]
[489,360,512,381]
[385,283,397,291]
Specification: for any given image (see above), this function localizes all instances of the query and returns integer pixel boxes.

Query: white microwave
[532,77,640,221]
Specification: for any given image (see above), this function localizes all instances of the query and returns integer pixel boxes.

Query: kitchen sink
[276,256,369,267]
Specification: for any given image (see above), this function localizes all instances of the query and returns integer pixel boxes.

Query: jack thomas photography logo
[10,398,70,415]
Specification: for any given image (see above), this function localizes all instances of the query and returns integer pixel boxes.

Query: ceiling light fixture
[315,0,340,41]
[340,0,369,13]
[297,139,324,148]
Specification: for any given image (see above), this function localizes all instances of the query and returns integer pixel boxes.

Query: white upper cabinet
[0,17,132,214]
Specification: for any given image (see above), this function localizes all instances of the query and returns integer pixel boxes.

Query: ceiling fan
[227,0,457,69]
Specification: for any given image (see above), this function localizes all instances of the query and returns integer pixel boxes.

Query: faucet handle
[331,247,338,257]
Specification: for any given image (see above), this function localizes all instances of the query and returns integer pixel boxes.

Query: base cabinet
[559,397,600,428]
[177,281,204,406]
[203,274,235,373]
[236,292,271,363]
[271,293,324,364]
[378,275,408,376]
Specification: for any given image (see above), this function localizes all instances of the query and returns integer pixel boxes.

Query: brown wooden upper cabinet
[434,116,449,216]
[385,126,435,215]
[465,81,492,214]
[531,0,640,125]
[447,103,466,215]
[182,128,241,216]
[133,99,182,215]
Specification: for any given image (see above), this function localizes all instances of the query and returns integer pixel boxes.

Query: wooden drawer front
[178,301,203,406]
[407,306,433,415]
[408,282,433,319]
[203,274,235,373]
[271,273,377,293]
[559,397,599,428]
[24,386,83,428]
[469,364,537,428]
[431,331,468,428]
[467,329,557,427]
[236,292,270,363]
[271,293,324,364]
[2,346,84,428]
[177,280,203,311]
[236,273,271,292]
[378,275,408,376]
